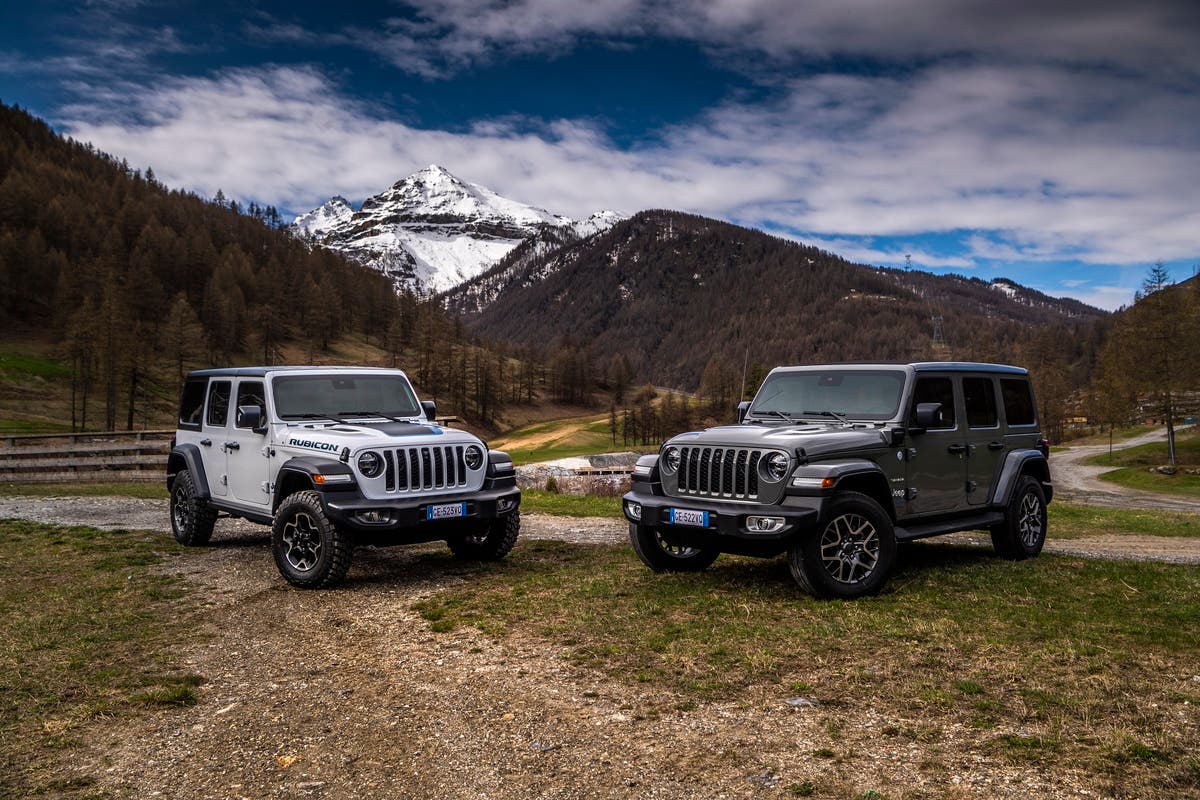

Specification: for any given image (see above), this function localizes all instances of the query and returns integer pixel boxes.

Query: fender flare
[792,460,897,519]
[167,444,211,501]
[992,449,1052,506]
[272,456,357,512]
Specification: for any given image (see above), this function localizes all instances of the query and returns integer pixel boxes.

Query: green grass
[1095,468,1200,500]
[1050,502,1200,538]
[0,481,168,499]
[1083,429,1200,469]
[413,540,1200,791]
[0,350,72,380]
[520,489,624,518]
[0,520,202,798]
[495,416,655,465]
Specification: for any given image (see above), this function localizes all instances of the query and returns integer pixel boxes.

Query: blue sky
[3,1,1198,309]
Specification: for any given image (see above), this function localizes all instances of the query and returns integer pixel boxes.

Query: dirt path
[1050,428,1200,514]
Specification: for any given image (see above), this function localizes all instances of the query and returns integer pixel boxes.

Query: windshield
[272,374,421,420]
[749,369,906,422]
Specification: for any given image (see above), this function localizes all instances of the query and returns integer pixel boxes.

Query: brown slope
[446,210,1105,389]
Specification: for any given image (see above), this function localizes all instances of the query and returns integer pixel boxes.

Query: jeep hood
[280,421,481,457]
[667,423,889,460]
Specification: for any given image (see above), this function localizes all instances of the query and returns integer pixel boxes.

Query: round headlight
[465,445,484,470]
[762,452,790,482]
[661,446,680,474]
[357,451,383,478]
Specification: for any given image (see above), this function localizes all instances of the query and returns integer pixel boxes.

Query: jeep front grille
[381,445,470,493]
[674,446,762,501]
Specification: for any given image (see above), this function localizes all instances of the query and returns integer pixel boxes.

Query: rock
[1150,465,1177,475]
[785,697,821,708]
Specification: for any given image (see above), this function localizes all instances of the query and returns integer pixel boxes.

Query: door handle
[988,441,1004,450]
[200,438,212,446]
[947,443,967,454]
[224,441,240,451]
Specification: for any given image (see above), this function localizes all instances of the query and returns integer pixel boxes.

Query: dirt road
[1049,427,1200,513]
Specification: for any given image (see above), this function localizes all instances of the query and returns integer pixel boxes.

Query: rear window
[1001,378,1036,426]
[178,378,207,430]
[964,377,999,428]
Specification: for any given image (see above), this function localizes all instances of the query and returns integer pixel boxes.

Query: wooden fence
[0,430,174,484]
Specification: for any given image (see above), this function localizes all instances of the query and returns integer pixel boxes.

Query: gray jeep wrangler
[168,366,520,588]
[623,362,1052,598]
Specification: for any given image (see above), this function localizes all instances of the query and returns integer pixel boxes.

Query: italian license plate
[669,508,709,527]
[427,502,467,520]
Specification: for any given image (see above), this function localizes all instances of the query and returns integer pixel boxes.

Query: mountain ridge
[444,210,1105,389]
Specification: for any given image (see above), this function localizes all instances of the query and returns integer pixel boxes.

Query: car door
[905,374,965,515]
[201,379,232,498]
[225,379,272,506]
[962,376,1004,506]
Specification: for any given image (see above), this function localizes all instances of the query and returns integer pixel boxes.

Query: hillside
[444,210,1106,389]
[0,103,453,431]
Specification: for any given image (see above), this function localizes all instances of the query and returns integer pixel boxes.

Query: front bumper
[322,484,521,539]
[622,489,822,557]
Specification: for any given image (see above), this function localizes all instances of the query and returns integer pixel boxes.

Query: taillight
[1037,438,1050,458]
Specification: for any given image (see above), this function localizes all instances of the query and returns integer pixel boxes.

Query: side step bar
[895,511,1005,541]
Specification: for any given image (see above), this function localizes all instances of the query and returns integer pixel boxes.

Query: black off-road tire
[447,511,521,561]
[271,491,353,589]
[169,469,217,546]
[991,475,1047,560]
[788,492,896,599]
[629,523,720,572]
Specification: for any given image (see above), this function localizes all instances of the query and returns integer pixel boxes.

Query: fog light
[355,510,392,525]
[625,500,643,521]
[498,497,518,514]
[746,515,784,533]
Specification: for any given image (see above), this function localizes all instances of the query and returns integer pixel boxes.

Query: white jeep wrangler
[167,366,520,588]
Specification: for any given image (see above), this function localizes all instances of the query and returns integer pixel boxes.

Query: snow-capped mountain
[292,195,354,239]
[291,165,622,293]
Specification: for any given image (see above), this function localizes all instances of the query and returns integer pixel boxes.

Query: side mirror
[736,401,751,423]
[421,400,437,421]
[236,404,266,434]
[911,402,943,432]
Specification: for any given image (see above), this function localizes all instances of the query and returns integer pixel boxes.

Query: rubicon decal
[288,438,341,453]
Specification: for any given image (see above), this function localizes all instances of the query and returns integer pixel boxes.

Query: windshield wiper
[337,410,423,423]
[803,409,850,425]
[279,412,350,424]
[754,409,799,422]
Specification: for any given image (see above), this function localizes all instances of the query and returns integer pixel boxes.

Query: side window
[964,377,999,428]
[911,377,956,429]
[178,378,207,430]
[1001,379,1037,426]
[206,380,231,428]
[235,381,265,429]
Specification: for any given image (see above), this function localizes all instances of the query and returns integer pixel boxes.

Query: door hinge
[966,480,978,493]
[261,481,273,494]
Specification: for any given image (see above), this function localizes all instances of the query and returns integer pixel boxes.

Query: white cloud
[361,0,1200,80]
[61,54,1200,295]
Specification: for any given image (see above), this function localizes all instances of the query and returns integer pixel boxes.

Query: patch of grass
[1050,502,1200,538]
[1083,428,1200,469]
[0,481,168,499]
[0,351,72,380]
[494,414,655,465]
[520,489,623,518]
[0,520,203,797]
[1095,467,1200,500]
[414,538,1200,787]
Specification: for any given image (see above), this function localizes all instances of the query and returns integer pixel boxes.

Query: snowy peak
[292,195,354,239]
[359,164,569,232]
[291,165,622,294]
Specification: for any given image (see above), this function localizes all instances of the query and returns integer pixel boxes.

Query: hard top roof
[769,362,1029,376]
[185,366,409,379]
